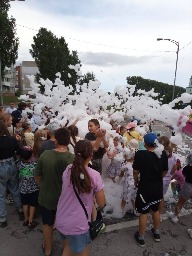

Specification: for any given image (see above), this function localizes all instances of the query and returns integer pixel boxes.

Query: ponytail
[70,140,93,194]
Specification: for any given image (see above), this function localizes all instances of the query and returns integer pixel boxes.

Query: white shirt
[5,107,17,114]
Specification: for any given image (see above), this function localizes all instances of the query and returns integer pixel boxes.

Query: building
[2,66,16,94]
[186,76,192,95]
[19,61,39,94]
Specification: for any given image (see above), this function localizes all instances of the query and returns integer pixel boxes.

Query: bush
[15,89,21,97]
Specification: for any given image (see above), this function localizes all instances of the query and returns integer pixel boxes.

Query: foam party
[16,64,192,220]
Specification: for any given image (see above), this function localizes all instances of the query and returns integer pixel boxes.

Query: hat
[144,133,157,147]
[176,159,181,165]
[126,122,136,130]
[47,121,60,134]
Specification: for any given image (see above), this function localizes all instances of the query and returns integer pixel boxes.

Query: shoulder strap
[72,182,88,220]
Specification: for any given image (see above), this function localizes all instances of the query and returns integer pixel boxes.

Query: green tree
[127,76,185,104]
[79,72,96,85]
[30,28,81,93]
[0,0,19,78]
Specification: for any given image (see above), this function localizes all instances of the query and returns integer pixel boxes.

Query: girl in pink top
[55,140,106,256]
[171,159,185,195]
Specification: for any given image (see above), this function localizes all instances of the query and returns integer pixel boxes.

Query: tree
[79,72,96,85]
[0,0,19,78]
[126,76,185,104]
[30,28,81,93]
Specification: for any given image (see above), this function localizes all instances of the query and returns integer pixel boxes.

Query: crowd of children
[0,101,192,255]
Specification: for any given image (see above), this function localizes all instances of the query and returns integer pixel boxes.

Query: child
[171,152,192,223]
[106,136,124,182]
[171,159,185,196]
[85,119,108,174]
[158,137,177,216]
[19,147,39,228]
[121,148,138,216]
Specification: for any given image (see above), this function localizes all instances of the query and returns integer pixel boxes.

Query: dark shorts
[135,192,161,214]
[20,191,39,207]
[39,205,56,226]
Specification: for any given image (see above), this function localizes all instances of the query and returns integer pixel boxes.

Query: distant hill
[126,76,185,105]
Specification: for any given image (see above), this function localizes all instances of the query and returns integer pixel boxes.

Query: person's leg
[29,206,36,224]
[175,196,186,216]
[152,210,160,230]
[159,199,164,215]
[42,224,53,256]
[23,205,29,222]
[138,213,148,236]
[7,161,22,211]
[62,240,89,256]
[0,168,8,224]
[62,240,73,256]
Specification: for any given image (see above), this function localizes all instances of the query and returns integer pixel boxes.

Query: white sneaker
[171,215,178,224]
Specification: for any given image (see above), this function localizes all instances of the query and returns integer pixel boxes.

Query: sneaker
[134,231,145,247]
[99,223,106,234]
[134,210,140,217]
[151,228,160,242]
[5,197,14,204]
[0,221,8,228]
[171,214,178,224]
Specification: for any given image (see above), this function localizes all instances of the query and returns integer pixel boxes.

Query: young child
[19,147,39,228]
[171,159,185,196]
[121,148,138,216]
[171,152,192,223]
[106,136,124,182]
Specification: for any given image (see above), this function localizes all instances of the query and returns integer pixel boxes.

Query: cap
[126,122,136,130]
[144,132,157,147]
[47,121,60,134]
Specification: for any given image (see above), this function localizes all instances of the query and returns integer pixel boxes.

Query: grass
[3,95,19,105]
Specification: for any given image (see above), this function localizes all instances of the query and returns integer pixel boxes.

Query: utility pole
[0,58,3,106]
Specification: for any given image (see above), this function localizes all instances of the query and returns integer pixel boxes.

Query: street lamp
[157,38,179,101]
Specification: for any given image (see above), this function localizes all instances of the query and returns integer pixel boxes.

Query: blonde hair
[33,129,47,160]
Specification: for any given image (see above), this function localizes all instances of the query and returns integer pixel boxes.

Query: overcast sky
[9,0,192,91]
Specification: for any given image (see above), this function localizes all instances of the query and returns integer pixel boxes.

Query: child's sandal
[23,220,29,226]
[28,221,35,229]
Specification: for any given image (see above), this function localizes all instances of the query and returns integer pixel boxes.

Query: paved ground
[0,204,192,256]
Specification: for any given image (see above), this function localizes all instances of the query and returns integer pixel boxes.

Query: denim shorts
[58,230,91,253]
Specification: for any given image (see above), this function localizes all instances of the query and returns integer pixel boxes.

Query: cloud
[79,52,155,67]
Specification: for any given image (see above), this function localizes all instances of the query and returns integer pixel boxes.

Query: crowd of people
[0,101,192,255]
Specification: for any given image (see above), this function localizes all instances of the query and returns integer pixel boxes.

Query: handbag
[72,183,104,241]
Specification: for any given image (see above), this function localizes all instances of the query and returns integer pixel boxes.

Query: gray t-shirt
[40,140,56,155]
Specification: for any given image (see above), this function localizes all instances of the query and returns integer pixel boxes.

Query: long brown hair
[33,129,47,159]
[71,140,93,194]
[68,125,79,145]
[0,120,10,136]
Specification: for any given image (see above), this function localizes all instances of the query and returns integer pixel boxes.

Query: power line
[17,24,175,54]
[180,41,192,51]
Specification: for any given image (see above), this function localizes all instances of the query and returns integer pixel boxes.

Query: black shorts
[20,191,39,207]
[135,192,161,214]
[39,205,56,226]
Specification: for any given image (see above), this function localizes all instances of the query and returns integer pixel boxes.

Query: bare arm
[162,171,168,178]
[170,164,177,175]
[35,175,42,185]
[95,189,106,208]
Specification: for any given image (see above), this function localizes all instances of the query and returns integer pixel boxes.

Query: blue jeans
[0,158,22,222]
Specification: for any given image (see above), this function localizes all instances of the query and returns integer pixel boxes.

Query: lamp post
[157,38,179,101]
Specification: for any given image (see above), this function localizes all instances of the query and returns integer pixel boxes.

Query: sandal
[23,220,29,226]
[28,221,35,229]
